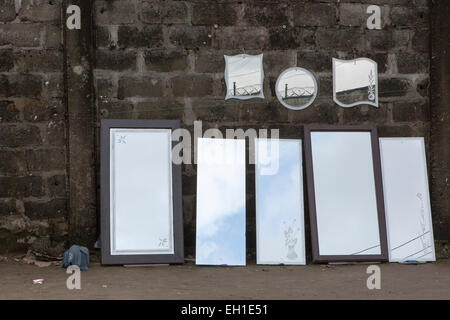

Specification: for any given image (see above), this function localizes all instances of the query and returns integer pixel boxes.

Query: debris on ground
[32,279,44,284]
[22,250,61,267]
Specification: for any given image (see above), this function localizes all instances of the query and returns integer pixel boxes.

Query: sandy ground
[0,260,449,300]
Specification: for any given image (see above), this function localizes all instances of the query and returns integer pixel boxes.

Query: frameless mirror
[275,67,317,110]
[196,138,246,266]
[224,54,264,100]
[304,125,388,263]
[380,138,436,262]
[333,58,378,108]
[101,119,183,265]
[255,139,306,265]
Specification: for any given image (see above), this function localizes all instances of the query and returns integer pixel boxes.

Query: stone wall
[92,0,433,259]
[0,0,66,254]
[1,0,447,258]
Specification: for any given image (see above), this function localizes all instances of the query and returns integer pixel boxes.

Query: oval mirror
[275,67,318,110]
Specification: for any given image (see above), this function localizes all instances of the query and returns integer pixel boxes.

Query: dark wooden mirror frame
[100,119,184,265]
[303,124,388,263]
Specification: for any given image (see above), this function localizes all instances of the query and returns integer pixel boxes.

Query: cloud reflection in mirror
[256,139,306,265]
[196,138,246,266]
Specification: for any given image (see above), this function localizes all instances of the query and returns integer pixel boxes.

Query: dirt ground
[0,259,449,300]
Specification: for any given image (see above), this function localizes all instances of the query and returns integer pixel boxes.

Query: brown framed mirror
[100,119,183,265]
[304,124,388,263]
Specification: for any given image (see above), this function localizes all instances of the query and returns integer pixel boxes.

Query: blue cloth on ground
[61,245,89,271]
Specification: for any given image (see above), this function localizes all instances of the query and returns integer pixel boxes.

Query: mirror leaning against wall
[100,119,184,265]
[304,125,388,263]
[255,138,306,265]
[195,138,247,266]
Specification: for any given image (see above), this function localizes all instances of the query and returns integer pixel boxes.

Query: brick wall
[93,0,433,259]
[0,0,66,254]
[1,0,446,257]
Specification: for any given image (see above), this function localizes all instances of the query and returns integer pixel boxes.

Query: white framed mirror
[255,139,306,265]
[100,119,184,265]
[196,138,246,266]
[275,67,317,110]
[224,54,264,100]
[380,137,436,262]
[333,58,378,108]
[304,125,388,263]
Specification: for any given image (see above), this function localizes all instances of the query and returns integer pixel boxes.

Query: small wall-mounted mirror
[275,67,317,110]
[333,58,378,108]
[255,139,306,265]
[224,54,264,100]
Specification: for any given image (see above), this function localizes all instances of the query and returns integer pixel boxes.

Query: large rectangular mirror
[380,138,436,262]
[304,125,388,263]
[196,138,246,266]
[101,119,183,265]
[255,139,306,265]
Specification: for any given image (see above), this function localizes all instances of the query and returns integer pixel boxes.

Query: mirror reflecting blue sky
[196,138,246,266]
[256,139,306,265]
[380,138,435,262]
